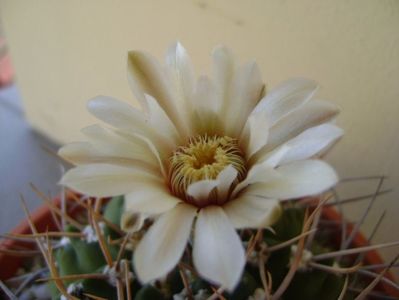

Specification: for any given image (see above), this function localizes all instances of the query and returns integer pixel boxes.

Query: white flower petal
[254,144,291,168]
[233,161,280,196]
[212,45,235,113]
[241,109,269,158]
[253,78,318,126]
[58,142,105,165]
[127,50,188,137]
[278,124,344,165]
[186,166,238,205]
[145,94,181,145]
[114,129,173,170]
[133,132,169,178]
[121,212,148,233]
[58,142,158,173]
[254,100,340,161]
[193,206,245,291]
[194,75,220,113]
[87,97,175,152]
[80,124,159,168]
[165,42,195,119]
[224,195,281,228]
[187,180,218,202]
[191,76,222,135]
[60,164,161,197]
[124,183,180,215]
[87,96,147,131]
[224,61,264,137]
[268,100,340,148]
[216,165,238,201]
[134,203,196,283]
[248,160,338,200]
[127,50,173,111]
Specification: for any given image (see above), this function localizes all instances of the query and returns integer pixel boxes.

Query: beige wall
[1,0,399,271]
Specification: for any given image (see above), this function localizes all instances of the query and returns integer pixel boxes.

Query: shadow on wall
[0,85,63,233]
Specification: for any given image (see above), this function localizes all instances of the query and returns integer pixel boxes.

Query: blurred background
[0,0,398,274]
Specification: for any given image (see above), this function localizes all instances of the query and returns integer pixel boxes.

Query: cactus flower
[59,42,342,290]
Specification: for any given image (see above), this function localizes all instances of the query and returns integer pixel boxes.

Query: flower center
[169,135,246,202]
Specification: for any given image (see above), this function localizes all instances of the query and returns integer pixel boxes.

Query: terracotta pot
[321,208,398,298]
[0,196,81,279]
[0,196,397,297]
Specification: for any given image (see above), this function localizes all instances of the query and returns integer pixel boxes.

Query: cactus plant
[2,188,398,299]
[1,43,398,299]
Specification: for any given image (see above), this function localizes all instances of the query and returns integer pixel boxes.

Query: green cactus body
[49,199,361,299]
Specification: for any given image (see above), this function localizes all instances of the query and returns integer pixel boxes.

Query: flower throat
[169,135,246,201]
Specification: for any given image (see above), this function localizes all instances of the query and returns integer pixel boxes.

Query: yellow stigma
[169,135,246,202]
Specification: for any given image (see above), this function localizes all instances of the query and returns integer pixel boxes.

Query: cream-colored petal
[133,132,168,177]
[191,76,222,135]
[87,96,147,131]
[81,124,136,153]
[165,42,195,127]
[127,50,188,138]
[114,129,173,170]
[145,94,181,145]
[224,195,281,229]
[278,124,344,165]
[127,50,173,111]
[58,142,158,173]
[58,142,105,165]
[80,124,159,168]
[187,180,218,202]
[248,160,338,200]
[187,166,238,204]
[212,45,235,111]
[60,164,161,197]
[253,78,318,126]
[223,61,264,137]
[213,48,267,137]
[254,100,340,161]
[240,109,269,159]
[121,212,148,233]
[134,203,196,283]
[216,165,238,201]
[165,42,195,98]
[124,183,180,215]
[194,76,220,113]
[254,145,291,168]
[233,160,280,196]
[268,100,340,149]
[193,206,245,291]
[87,97,176,152]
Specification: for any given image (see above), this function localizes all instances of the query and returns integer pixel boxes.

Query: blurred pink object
[0,37,14,87]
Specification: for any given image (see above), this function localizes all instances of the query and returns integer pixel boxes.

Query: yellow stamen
[169,135,246,202]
